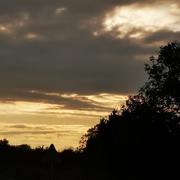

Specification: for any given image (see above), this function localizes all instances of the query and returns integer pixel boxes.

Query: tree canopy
[139,41,180,115]
[78,41,180,179]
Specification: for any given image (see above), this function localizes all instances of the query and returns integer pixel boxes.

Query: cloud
[143,30,180,45]
[0,0,179,111]
[101,3,180,39]
[0,92,126,119]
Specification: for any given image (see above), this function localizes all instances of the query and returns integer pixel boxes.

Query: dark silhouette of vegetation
[78,41,180,179]
[0,41,179,179]
[140,41,180,115]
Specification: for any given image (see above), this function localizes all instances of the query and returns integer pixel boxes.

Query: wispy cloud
[0,92,127,119]
[102,3,180,39]
[0,123,89,150]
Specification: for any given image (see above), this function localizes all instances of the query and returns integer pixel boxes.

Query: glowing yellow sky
[0,93,127,150]
[0,122,89,151]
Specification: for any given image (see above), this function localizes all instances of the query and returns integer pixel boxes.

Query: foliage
[139,41,180,115]
[78,41,180,179]
[0,138,9,146]
[79,41,180,151]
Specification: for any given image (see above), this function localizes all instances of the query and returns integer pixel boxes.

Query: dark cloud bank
[0,0,180,106]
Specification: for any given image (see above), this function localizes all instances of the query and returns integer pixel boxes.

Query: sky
[0,0,180,151]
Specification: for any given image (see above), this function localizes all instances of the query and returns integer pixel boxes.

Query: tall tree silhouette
[139,41,180,115]
[79,41,180,179]
[137,41,180,136]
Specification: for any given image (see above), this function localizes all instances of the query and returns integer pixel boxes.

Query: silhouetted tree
[79,41,180,179]
[0,138,9,147]
[139,41,180,115]
[122,41,180,138]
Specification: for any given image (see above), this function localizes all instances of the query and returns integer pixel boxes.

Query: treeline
[0,139,82,167]
[0,139,85,179]
[0,139,46,166]
[0,41,180,180]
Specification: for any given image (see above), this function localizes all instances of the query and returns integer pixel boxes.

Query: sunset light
[0,93,127,148]
[103,4,180,38]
